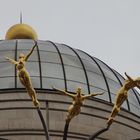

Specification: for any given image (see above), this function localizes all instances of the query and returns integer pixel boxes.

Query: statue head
[19,53,25,59]
[76,87,82,96]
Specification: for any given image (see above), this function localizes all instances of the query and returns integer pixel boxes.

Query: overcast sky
[0,0,140,78]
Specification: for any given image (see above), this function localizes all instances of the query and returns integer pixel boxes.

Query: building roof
[0,39,139,116]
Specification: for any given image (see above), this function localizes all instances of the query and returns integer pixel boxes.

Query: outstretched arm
[5,57,17,65]
[125,72,134,82]
[52,86,75,98]
[24,42,37,61]
[83,92,104,99]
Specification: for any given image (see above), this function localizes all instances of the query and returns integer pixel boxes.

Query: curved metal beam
[63,122,70,140]
[87,124,110,140]
[36,107,50,140]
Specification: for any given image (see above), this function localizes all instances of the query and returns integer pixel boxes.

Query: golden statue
[5,42,40,107]
[107,72,140,125]
[53,87,104,123]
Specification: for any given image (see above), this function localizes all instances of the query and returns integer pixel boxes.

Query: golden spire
[20,12,22,24]
[5,22,38,40]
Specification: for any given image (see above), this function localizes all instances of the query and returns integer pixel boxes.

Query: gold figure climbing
[53,87,104,123]
[107,72,140,126]
[5,42,40,107]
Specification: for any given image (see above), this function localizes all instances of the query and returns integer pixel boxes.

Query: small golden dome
[5,23,38,40]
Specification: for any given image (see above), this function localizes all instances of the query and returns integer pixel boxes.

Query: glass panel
[87,71,107,91]
[106,78,121,97]
[42,77,65,89]
[135,90,140,108]
[0,62,15,77]
[94,58,129,109]
[94,58,121,83]
[128,89,140,109]
[82,59,109,100]
[65,66,86,84]
[129,103,140,116]
[121,100,128,109]
[82,59,102,74]
[90,86,109,101]
[41,63,64,79]
[67,81,88,94]
[0,50,15,62]
[17,40,35,50]
[113,70,125,83]
[37,41,57,52]
[0,40,16,51]
[0,77,15,88]
[74,49,94,62]
[17,76,40,88]
[134,88,140,99]
[40,51,61,64]
[110,92,116,103]
[56,43,76,56]
[26,62,40,76]
[62,54,82,68]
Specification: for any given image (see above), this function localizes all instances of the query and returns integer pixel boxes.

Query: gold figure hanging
[53,87,104,124]
[5,42,40,107]
[107,72,140,126]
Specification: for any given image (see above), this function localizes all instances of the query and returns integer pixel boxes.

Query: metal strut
[63,122,70,140]
[20,12,22,24]
[36,107,50,140]
[87,124,110,140]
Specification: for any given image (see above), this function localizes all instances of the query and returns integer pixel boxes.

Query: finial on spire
[5,13,38,39]
[20,12,22,24]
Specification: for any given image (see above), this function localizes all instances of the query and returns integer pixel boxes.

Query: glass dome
[0,39,139,116]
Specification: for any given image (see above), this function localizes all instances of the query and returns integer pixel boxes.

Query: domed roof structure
[0,22,140,140]
[0,39,139,116]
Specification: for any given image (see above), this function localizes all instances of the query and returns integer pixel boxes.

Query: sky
[0,0,140,79]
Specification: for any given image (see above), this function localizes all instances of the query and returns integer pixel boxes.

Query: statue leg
[65,113,73,124]
[31,88,40,107]
[65,105,74,123]
[107,105,120,125]
[110,106,120,118]
[65,106,81,123]
[19,76,26,87]
[24,76,40,107]
[19,71,39,107]
[27,87,40,107]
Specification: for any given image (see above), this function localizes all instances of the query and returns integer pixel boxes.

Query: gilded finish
[107,72,140,126]
[5,43,40,107]
[53,87,104,123]
[5,24,38,40]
